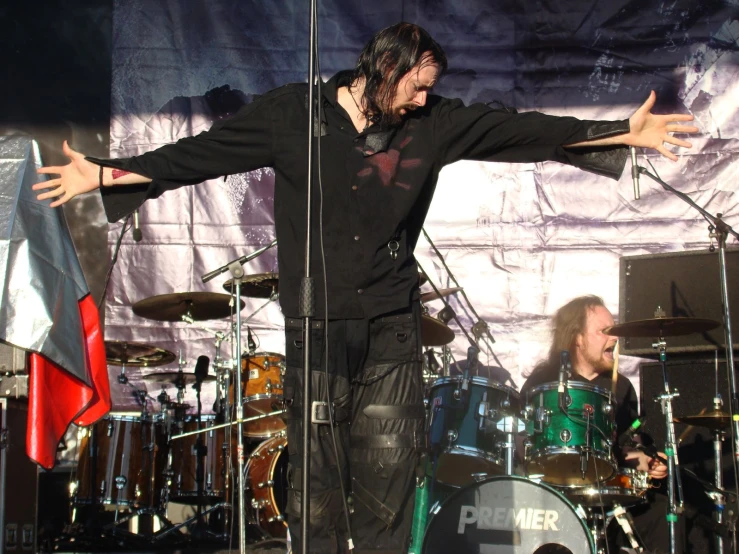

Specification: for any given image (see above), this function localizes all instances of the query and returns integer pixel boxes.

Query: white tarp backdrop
[104,0,739,411]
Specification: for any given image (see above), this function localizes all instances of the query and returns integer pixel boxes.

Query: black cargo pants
[282,304,425,553]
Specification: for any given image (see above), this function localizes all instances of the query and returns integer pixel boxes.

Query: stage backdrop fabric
[104,0,738,411]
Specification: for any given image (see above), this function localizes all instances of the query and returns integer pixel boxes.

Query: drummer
[521,295,674,551]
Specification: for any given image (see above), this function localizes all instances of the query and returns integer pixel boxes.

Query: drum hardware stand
[611,504,644,553]
[652,333,684,554]
[494,415,525,475]
[712,397,727,554]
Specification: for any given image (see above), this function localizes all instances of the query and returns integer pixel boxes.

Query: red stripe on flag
[26,294,110,469]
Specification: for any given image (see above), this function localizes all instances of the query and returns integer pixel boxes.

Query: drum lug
[114,475,127,491]
[477,401,489,420]
[559,429,572,444]
[453,388,461,400]
[602,403,613,415]
[534,407,551,432]
[447,430,458,444]
[251,498,260,509]
[258,480,274,489]
[268,514,284,523]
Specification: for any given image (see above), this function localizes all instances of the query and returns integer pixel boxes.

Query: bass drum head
[422,476,593,554]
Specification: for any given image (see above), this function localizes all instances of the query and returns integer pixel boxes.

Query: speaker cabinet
[619,249,739,355]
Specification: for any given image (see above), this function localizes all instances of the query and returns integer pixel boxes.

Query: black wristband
[98,165,104,188]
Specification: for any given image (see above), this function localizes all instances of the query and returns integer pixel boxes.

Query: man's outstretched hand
[627,90,699,161]
[33,141,100,207]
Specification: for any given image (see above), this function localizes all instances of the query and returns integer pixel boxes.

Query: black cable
[97,214,132,311]
[314,8,354,549]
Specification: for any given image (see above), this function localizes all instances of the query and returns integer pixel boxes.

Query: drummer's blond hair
[544,295,606,374]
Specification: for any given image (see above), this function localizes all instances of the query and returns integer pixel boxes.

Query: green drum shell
[427,376,520,487]
[525,381,616,486]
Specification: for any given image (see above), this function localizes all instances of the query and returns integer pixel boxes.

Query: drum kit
[412,300,734,554]
[66,269,735,553]
[68,277,290,548]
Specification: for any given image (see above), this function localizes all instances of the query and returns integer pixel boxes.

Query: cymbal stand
[712,351,727,554]
[653,334,684,554]
[637,166,739,499]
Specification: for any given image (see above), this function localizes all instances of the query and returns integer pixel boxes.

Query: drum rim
[563,485,649,507]
[244,393,285,403]
[420,474,595,554]
[430,376,520,397]
[526,380,613,400]
[241,351,285,360]
[525,446,617,484]
[437,445,504,465]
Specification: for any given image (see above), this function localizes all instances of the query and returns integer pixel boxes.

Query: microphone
[558,350,570,411]
[461,346,478,400]
[247,327,257,354]
[193,355,210,390]
[630,147,641,200]
[132,209,143,242]
[616,418,644,449]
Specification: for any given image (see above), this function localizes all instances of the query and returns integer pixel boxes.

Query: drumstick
[612,340,619,396]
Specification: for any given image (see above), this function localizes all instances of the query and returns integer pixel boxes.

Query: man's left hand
[627,90,699,161]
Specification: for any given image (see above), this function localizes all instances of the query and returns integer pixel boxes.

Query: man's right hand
[33,141,102,207]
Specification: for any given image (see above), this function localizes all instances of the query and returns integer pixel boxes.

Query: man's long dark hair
[530,295,607,376]
[352,22,447,127]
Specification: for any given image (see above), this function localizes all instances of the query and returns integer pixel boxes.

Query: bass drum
[244,434,288,537]
[422,476,594,554]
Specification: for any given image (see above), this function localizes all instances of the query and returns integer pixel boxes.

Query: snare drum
[427,377,521,487]
[75,413,163,509]
[167,414,231,504]
[238,353,286,439]
[563,468,651,507]
[525,381,616,485]
[245,434,288,537]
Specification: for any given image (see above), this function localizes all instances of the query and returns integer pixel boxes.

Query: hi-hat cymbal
[674,409,731,430]
[133,292,244,321]
[605,317,720,338]
[105,340,176,367]
[223,272,279,298]
[421,315,455,346]
[420,287,463,303]
[142,371,216,386]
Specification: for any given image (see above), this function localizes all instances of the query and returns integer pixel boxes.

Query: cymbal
[605,317,720,338]
[142,371,216,386]
[133,292,244,321]
[420,287,463,303]
[674,410,731,430]
[421,315,455,346]
[105,340,176,367]
[223,272,279,298]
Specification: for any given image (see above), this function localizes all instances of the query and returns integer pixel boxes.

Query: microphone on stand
[132,209,143,242]
[193,355,210,391]
[247,327,257,355]
[558,350,570,411]
[462,346,478,405]
[630,147,641,201]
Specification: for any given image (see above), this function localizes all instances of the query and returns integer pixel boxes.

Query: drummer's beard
[582,345,615,374]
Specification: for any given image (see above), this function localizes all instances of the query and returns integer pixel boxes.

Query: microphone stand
[201,239,277,284]
[636,166,739,553]
[193,373,206,539]
[298,2,319,552]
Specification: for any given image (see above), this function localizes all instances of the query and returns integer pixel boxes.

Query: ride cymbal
[223,272,279,298]
[605,317,720,338]
[133,292,244,321]
[105,340,176,367]
[674,410,731,430]
[420,287,463,303]
[421,315,455,346]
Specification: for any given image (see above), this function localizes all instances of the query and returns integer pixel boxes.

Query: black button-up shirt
[94,71,628,319]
